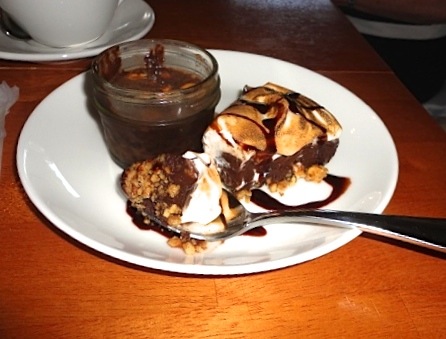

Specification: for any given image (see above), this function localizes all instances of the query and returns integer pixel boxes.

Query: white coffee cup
[0,0,122,48]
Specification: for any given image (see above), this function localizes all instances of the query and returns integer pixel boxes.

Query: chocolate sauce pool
[127,174,351,238]
[250,174,350,210]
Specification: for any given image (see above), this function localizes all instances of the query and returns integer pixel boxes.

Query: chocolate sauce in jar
[91,40,221,168]
[111,44,203,93]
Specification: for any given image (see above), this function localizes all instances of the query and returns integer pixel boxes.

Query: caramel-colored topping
[167,235,208,255]
[121,154,198,227]
[215,114,267,151]
[209,82,342,156]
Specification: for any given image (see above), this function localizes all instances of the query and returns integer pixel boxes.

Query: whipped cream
[243,178,333,213]
[180,152,223,225]
[203,128,257,191]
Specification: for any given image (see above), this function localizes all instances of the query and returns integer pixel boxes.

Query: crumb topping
[121,154,198,226]
[167,235,208,255]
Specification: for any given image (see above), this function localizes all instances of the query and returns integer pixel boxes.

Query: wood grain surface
[1,1,445,338]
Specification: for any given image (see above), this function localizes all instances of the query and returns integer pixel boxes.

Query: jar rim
[91,39,219,98]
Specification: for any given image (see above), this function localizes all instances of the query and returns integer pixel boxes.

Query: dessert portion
[121,151,230,254]
[203,82,342,200]
[121,82,344,254]
[122,151,223,228]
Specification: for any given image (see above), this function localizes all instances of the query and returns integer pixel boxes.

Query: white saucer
[0,0,155,62]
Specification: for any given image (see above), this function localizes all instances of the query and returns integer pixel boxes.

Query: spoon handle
[249,210,446,253]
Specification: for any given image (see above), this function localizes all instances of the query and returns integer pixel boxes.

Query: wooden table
[1,1,445,337]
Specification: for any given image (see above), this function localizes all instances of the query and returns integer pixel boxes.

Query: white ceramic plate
[0,0,154,62]
[17,50,399,275]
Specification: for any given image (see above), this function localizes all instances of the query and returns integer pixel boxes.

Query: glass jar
[91,39,221,168]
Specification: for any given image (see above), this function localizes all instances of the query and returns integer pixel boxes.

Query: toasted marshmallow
[203,83,342,197]
[180,152,222,225]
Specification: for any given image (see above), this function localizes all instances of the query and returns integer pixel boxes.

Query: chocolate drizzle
[213,88,330,154]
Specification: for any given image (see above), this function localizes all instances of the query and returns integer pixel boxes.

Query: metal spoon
[0,11,31,40]
[152,192,446,253]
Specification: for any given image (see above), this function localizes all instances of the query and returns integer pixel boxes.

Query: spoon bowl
[151,191,446,253]
[0,11,31,40]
